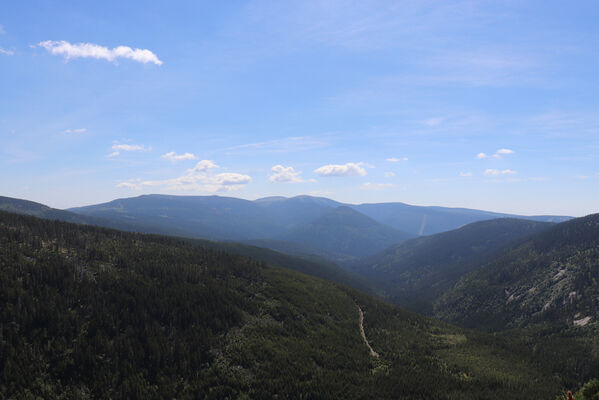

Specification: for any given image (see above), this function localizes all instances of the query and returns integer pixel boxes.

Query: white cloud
[38,40,163,65]
[477,148,515,159]
[0,47,14,55]
[484,169,517,176]
[314,162,367,177]
[161,152,197,162]
[108,151,120,158]
[384,171,396,178]
[361,182,394,190]
[117,160,251,192]
[116,181,140,189]
[63,128,87,134]
[112,143,150,152]
[269,165,305,183]
[496,148,514,155]
[386,157,408,162]
[188,159,219,172]
[459,171,473,177]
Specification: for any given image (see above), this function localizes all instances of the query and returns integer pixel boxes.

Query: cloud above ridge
[484,168,517,176]
[269,165,305,183]
[117,160,251,192]
[477,148,515,159]
[314,162,367,177]
[38,40,163,65]
[162,152,197,162]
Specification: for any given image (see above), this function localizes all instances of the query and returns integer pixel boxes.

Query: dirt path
[357,304,379,358]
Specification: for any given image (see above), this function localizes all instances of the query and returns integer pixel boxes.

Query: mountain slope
[0,210,568,399]
[282,206,414,261]
[435,213,599,331]
[69,194,282,241]
[352,218,554,313]
[0,195,144,232]
[352,202,570,236]
[0,195,105,224]
[0,195,367,292]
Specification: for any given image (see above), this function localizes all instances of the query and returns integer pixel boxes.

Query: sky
[1,1,598,216]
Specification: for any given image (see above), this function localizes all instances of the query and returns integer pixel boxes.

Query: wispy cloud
[423,117,444,127]
[0,47,14,55]
[459,171,473,177]
[477,148,515,159]
[228,135,327,154]
[112,143,151,152]
[384,171,396,177]
[161,152,197,162]
[484,168,517,176]
[314,162,367,177]
[117,160,251,192]
[269,165,306,183]
[386,157,408,162]
[360,182,394,190]
[108,143,151,157]
[530,112,599,138]
[63,128,87,134]
[38,40,163,65]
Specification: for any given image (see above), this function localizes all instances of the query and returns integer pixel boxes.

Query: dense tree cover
[0,211,572,399]
[435,213,599,332]
[349,218,553,314]
[577,378,599,399]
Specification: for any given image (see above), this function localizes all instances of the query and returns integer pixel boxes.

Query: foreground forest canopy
[0,210,585,399]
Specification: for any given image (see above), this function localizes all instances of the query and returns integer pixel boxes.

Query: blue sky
[1,1,598,216]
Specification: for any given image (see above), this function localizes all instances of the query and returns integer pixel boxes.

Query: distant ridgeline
[0,194,570,263]
[0,210,580,399]
[63,194,569,262]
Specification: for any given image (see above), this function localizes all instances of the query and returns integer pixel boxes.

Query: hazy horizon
[2,1,598,216]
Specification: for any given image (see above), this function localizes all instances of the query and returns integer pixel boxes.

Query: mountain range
[64,194,569,261]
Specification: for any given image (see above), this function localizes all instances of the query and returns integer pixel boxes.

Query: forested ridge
[0,210,583,399]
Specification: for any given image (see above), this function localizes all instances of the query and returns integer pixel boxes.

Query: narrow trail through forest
[357,304,379,358]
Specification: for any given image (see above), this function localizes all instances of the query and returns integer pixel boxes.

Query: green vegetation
[577,378,599,399]
[435,214,599,332]
[351,218,553,314]
[0,211,568,399]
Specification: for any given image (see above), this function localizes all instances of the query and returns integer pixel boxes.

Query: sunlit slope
[435,213,599,331]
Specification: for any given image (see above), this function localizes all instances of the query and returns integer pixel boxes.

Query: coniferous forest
[3,210,593,399]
